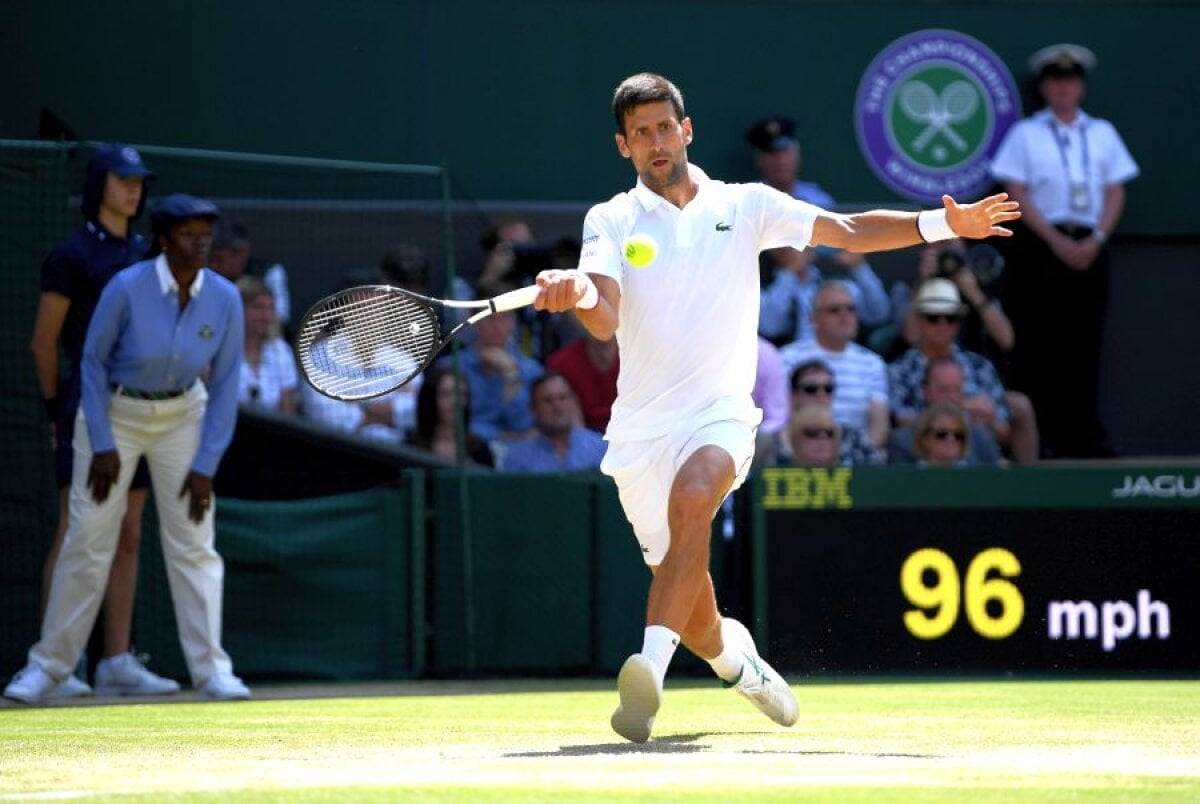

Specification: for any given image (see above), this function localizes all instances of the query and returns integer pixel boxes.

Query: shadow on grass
[507,732,712,756]
[507,733,941,759]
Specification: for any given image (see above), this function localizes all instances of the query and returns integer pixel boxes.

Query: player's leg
[93,468,179,697]
[645,445,734,644]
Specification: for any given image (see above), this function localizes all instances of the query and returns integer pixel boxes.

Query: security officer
[28,143,178,698]
[990,44,1139,457]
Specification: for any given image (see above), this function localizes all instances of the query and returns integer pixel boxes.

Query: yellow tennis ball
[623,234,658,268]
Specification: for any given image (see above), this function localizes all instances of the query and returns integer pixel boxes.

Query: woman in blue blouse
[5,194,250,704]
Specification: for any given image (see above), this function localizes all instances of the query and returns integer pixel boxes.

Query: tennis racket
[295,284,541,401]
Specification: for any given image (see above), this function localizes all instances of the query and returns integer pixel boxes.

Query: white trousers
[30,383,233,686]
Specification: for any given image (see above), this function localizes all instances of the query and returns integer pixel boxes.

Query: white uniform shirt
[990,109,1139,228]
[578,165,819,442]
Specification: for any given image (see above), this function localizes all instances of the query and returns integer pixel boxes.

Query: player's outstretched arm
[812,193,1021,254]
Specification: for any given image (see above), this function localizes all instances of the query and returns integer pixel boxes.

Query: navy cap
[88,143,156,179]
[149,193,221,231]
[746,116,798,153]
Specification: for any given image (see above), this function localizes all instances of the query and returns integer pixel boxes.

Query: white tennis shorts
[601,417,756,566]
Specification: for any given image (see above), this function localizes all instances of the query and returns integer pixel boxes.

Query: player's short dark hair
[612,73,686,135]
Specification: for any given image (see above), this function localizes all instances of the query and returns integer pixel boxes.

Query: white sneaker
[95,653,181,696]
[198,673,251,701]
[4,663,58,704]
[46,674,93,700]
[722,617,798,727]
[610,654,662,743]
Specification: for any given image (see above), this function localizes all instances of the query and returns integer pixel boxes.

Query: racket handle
[490,284,541,313]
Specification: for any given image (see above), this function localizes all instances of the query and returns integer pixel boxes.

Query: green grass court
[2,677,1197,802]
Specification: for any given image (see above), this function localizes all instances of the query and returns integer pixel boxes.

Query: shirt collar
[85,220,129,243]
[154,253,205,296]
[631,162,710,211]
[1035,108,1091,129]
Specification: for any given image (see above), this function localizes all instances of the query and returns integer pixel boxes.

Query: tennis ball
[623,234,658,268]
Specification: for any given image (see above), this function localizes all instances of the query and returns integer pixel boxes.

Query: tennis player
[533,73,1019,743]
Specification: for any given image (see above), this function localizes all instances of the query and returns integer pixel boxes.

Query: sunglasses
[926,428,967,443]
[922,313,961,325]
[801,427,836,439]
[820,304,857,315]
[800,383,835,395]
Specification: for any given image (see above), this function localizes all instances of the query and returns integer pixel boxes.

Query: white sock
[707,643,745,684]
[640,625,680,682]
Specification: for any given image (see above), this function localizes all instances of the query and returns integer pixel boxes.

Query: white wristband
[917,209,956,243]
[574,273,599,310]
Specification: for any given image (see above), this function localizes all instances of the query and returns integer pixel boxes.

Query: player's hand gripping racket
[295,284,540,401]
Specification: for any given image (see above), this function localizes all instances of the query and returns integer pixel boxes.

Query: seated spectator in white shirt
[779,280,890,449]
[236,277,297,414]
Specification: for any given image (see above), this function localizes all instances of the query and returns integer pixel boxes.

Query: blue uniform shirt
[501,427,607,472]
[40,221,148,397]
[81,255,244,476]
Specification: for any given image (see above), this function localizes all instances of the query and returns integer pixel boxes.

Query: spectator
[886,239,1014,365]
[758,246,891,346]
[990,44,1139,458]
[237,276,298,414]
[912,402,973,467]
[889,279,1039,463]
[779,281,890,449]
[440,308,542,443]
[888,357,1004,466]
[745,115,834,206]
[784,359,882,466]
[405,363,494,466]
[748,115,890,345]
[5,194,249,704]
[26,143,176,699]
[545,329,619,434]
[785,406,841,468]
[751,337,789,469]
[210,218,292,326]
[501,374,607,472]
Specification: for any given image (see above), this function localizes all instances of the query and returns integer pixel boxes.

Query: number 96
[900,547,1024,640]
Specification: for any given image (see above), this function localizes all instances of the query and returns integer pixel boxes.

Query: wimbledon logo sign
[854,29,1020,203]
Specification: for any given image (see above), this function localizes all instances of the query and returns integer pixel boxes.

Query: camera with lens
[934,244,1005,289]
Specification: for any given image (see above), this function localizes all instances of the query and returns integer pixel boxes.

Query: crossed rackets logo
[888,67,988,168]
[898,79,979,156]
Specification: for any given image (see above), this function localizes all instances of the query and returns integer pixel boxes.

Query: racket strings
[297,290,439,399]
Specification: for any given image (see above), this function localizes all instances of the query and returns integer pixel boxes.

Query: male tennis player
[533,73,1019,743]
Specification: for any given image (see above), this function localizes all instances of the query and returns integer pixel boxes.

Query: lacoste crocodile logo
[715,222,732,232]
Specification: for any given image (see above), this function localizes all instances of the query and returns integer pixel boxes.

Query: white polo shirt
[578,164,820,442]
[990,109,1139,228]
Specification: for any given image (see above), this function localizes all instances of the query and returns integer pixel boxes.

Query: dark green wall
[4,1,1198,233]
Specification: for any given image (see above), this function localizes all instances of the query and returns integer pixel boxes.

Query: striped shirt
[778,339,888,431]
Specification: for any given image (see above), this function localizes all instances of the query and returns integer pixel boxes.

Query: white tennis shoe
[95,653,180,696]
[610,654,662,743]
[46,674,93,700]
[198,672,251,701]
[722,617,798,727]
[4,663,58,704]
